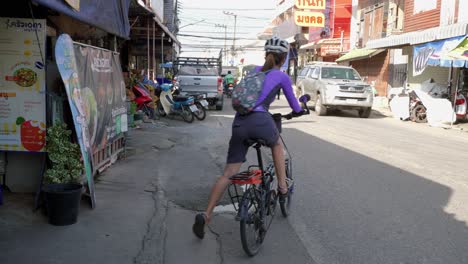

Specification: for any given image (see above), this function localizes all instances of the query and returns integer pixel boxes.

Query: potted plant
[129,101,137,127]
[42,121,84,226]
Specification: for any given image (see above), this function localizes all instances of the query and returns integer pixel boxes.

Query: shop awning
[33,0,131,39]
[413,35,467,76]
[366,22,468,49]
[286,33,308,44]
[336,48,385,62]
[153,17,180,47]
[445,37,468,67]
[300,42,316,50]
[414,35,466,68]
[299,38,342,50]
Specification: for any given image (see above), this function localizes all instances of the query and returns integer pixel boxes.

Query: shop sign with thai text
[295,0,326,10]
[294,11,325,27]
[0,17,46,152]
[321,44,341,56]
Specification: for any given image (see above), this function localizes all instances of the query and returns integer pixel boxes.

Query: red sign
[295,0,326,10]
[321,44,341,56]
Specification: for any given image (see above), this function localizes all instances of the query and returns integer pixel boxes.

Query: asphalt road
[156,97,468,264]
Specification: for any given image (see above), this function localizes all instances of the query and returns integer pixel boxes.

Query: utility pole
[215,24,227,64]
[161,32,165,79]
[223,11,237,65]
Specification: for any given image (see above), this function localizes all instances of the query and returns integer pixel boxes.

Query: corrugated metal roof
[366,23,468,49]
[336,48,385,62]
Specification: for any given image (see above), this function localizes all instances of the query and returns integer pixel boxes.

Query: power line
[181,7,275,11]
[177,33,258,40]
[178,19,267,28]
[180,13,270,20]
[180,30,250,34]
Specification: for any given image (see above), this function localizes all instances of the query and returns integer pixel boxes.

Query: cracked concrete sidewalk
[0,125,194,264]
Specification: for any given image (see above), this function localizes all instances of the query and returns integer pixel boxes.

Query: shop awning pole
[147,17,150,80]
[153,20,155,81]
[451,66,459,128]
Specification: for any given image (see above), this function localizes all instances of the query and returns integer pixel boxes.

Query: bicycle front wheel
[280,158,293,217]
[239,187,263,257]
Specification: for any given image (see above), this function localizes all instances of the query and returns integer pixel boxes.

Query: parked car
[295,62,374,118]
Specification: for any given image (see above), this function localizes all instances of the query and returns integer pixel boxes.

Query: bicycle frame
[235,143,275,222]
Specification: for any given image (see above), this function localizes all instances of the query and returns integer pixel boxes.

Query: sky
[177,0,278,65]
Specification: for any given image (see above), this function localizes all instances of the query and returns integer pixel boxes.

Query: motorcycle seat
[173,96,191,102]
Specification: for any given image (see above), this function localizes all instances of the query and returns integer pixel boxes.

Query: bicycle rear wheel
[239,187,264,257]
[280,158,293,217]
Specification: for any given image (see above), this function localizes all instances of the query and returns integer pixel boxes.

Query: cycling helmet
[264,36,289,53]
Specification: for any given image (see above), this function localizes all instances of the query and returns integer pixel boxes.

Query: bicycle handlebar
[279,94,311,120]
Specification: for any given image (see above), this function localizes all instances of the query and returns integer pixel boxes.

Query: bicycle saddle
[244,138,267,146]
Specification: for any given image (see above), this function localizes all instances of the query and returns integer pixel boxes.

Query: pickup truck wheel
[315,97,327,116]
[216,97,224,110]
[358,107,372,118]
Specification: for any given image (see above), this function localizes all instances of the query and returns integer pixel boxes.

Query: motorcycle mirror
[299,94,311,103]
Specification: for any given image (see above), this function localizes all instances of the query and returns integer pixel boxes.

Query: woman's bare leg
[204,162,243,222]
[271,140,287,194]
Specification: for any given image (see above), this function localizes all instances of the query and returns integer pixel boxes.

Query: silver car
[296,63,374,118]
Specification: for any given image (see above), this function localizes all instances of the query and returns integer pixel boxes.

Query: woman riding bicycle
[193,36,305,239]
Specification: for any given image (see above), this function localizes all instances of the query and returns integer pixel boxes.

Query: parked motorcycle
[409,90,427,123]
[171,83,209,121]
[157,83,197,123]
[455,92,467,121]
[132,83,155,119]
[187,93,209,120]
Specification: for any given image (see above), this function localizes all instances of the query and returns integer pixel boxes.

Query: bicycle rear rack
[228,166,262,211]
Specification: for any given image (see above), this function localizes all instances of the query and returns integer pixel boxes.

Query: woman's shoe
[192,213,207,239]
[278,188,288,203]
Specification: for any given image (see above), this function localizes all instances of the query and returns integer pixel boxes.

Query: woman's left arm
[281,75,303,113]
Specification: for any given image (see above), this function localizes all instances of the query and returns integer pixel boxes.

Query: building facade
[335,0,407,96]
[365,0,468,99]
[299,0,353,65]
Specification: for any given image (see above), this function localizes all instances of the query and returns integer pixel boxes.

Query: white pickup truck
[173,56,224,110]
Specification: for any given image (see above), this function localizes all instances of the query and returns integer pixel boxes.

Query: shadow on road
[158,112,468,263]
[275,126,468,264]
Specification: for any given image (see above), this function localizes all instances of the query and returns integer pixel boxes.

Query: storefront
[126,0,180,83]
[410,36,468,122]
[0,0,132,208]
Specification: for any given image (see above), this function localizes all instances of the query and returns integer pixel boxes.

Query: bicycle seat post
[254,143,264,173]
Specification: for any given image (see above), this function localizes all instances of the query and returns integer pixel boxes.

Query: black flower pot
[43,183,83,226]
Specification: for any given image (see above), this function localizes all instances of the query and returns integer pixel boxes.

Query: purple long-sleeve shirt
[252,66,303,113]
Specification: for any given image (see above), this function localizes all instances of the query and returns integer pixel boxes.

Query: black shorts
[227,112,280,164]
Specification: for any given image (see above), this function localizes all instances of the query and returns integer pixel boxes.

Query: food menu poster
[0,18,46,152]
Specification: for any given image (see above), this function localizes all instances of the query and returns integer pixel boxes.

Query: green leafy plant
[44,121,83,184]
[130,101,137,114]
